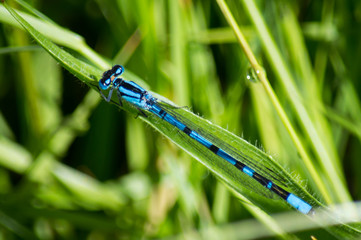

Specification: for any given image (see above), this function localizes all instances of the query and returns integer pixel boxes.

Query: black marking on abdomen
[209,145,219,154]
[183,127,192,135]
[234,161,246,170]
[252,172,270,187]
[269,184,289,200]
[159,109,167,119]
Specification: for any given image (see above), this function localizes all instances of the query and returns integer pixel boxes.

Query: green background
[0,0,361,239]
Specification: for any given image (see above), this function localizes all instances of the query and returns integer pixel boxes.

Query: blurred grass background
[0,0,361,239]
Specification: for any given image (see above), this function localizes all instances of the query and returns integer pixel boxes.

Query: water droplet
[246,67,260,83]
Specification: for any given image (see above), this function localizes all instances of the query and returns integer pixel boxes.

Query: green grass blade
[0,3,107,68]
[4,3,100,87]
[215,0,331,203]
[0,210,38,240]
[238,0,350,203]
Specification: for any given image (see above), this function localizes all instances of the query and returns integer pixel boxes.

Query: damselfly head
[99,65,125,90]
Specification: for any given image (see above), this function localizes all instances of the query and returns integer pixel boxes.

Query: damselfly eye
[112,65,124,76]
[99,77,111,90]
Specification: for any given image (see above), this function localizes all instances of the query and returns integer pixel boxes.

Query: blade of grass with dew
[5,1,325,236]
[216,0,361,237]
[215,0,330,204]
[240,0,350,203]
[279,2,346,200]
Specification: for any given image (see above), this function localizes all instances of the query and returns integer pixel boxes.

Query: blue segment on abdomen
[243,166,255,177]
[163,113,187,131]
[217,149,236,165]
[150,105,190,133]
[189,131,213,148]
[286,193,312,214]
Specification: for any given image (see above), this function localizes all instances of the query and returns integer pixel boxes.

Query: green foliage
[0,0,361,239]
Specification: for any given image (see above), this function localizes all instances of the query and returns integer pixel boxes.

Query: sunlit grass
[0,0,361,239]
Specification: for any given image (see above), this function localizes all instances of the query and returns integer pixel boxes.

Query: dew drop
[246,67,260,83]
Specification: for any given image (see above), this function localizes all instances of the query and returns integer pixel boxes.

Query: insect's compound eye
[99,77,111,90]
[112,65,124,76]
